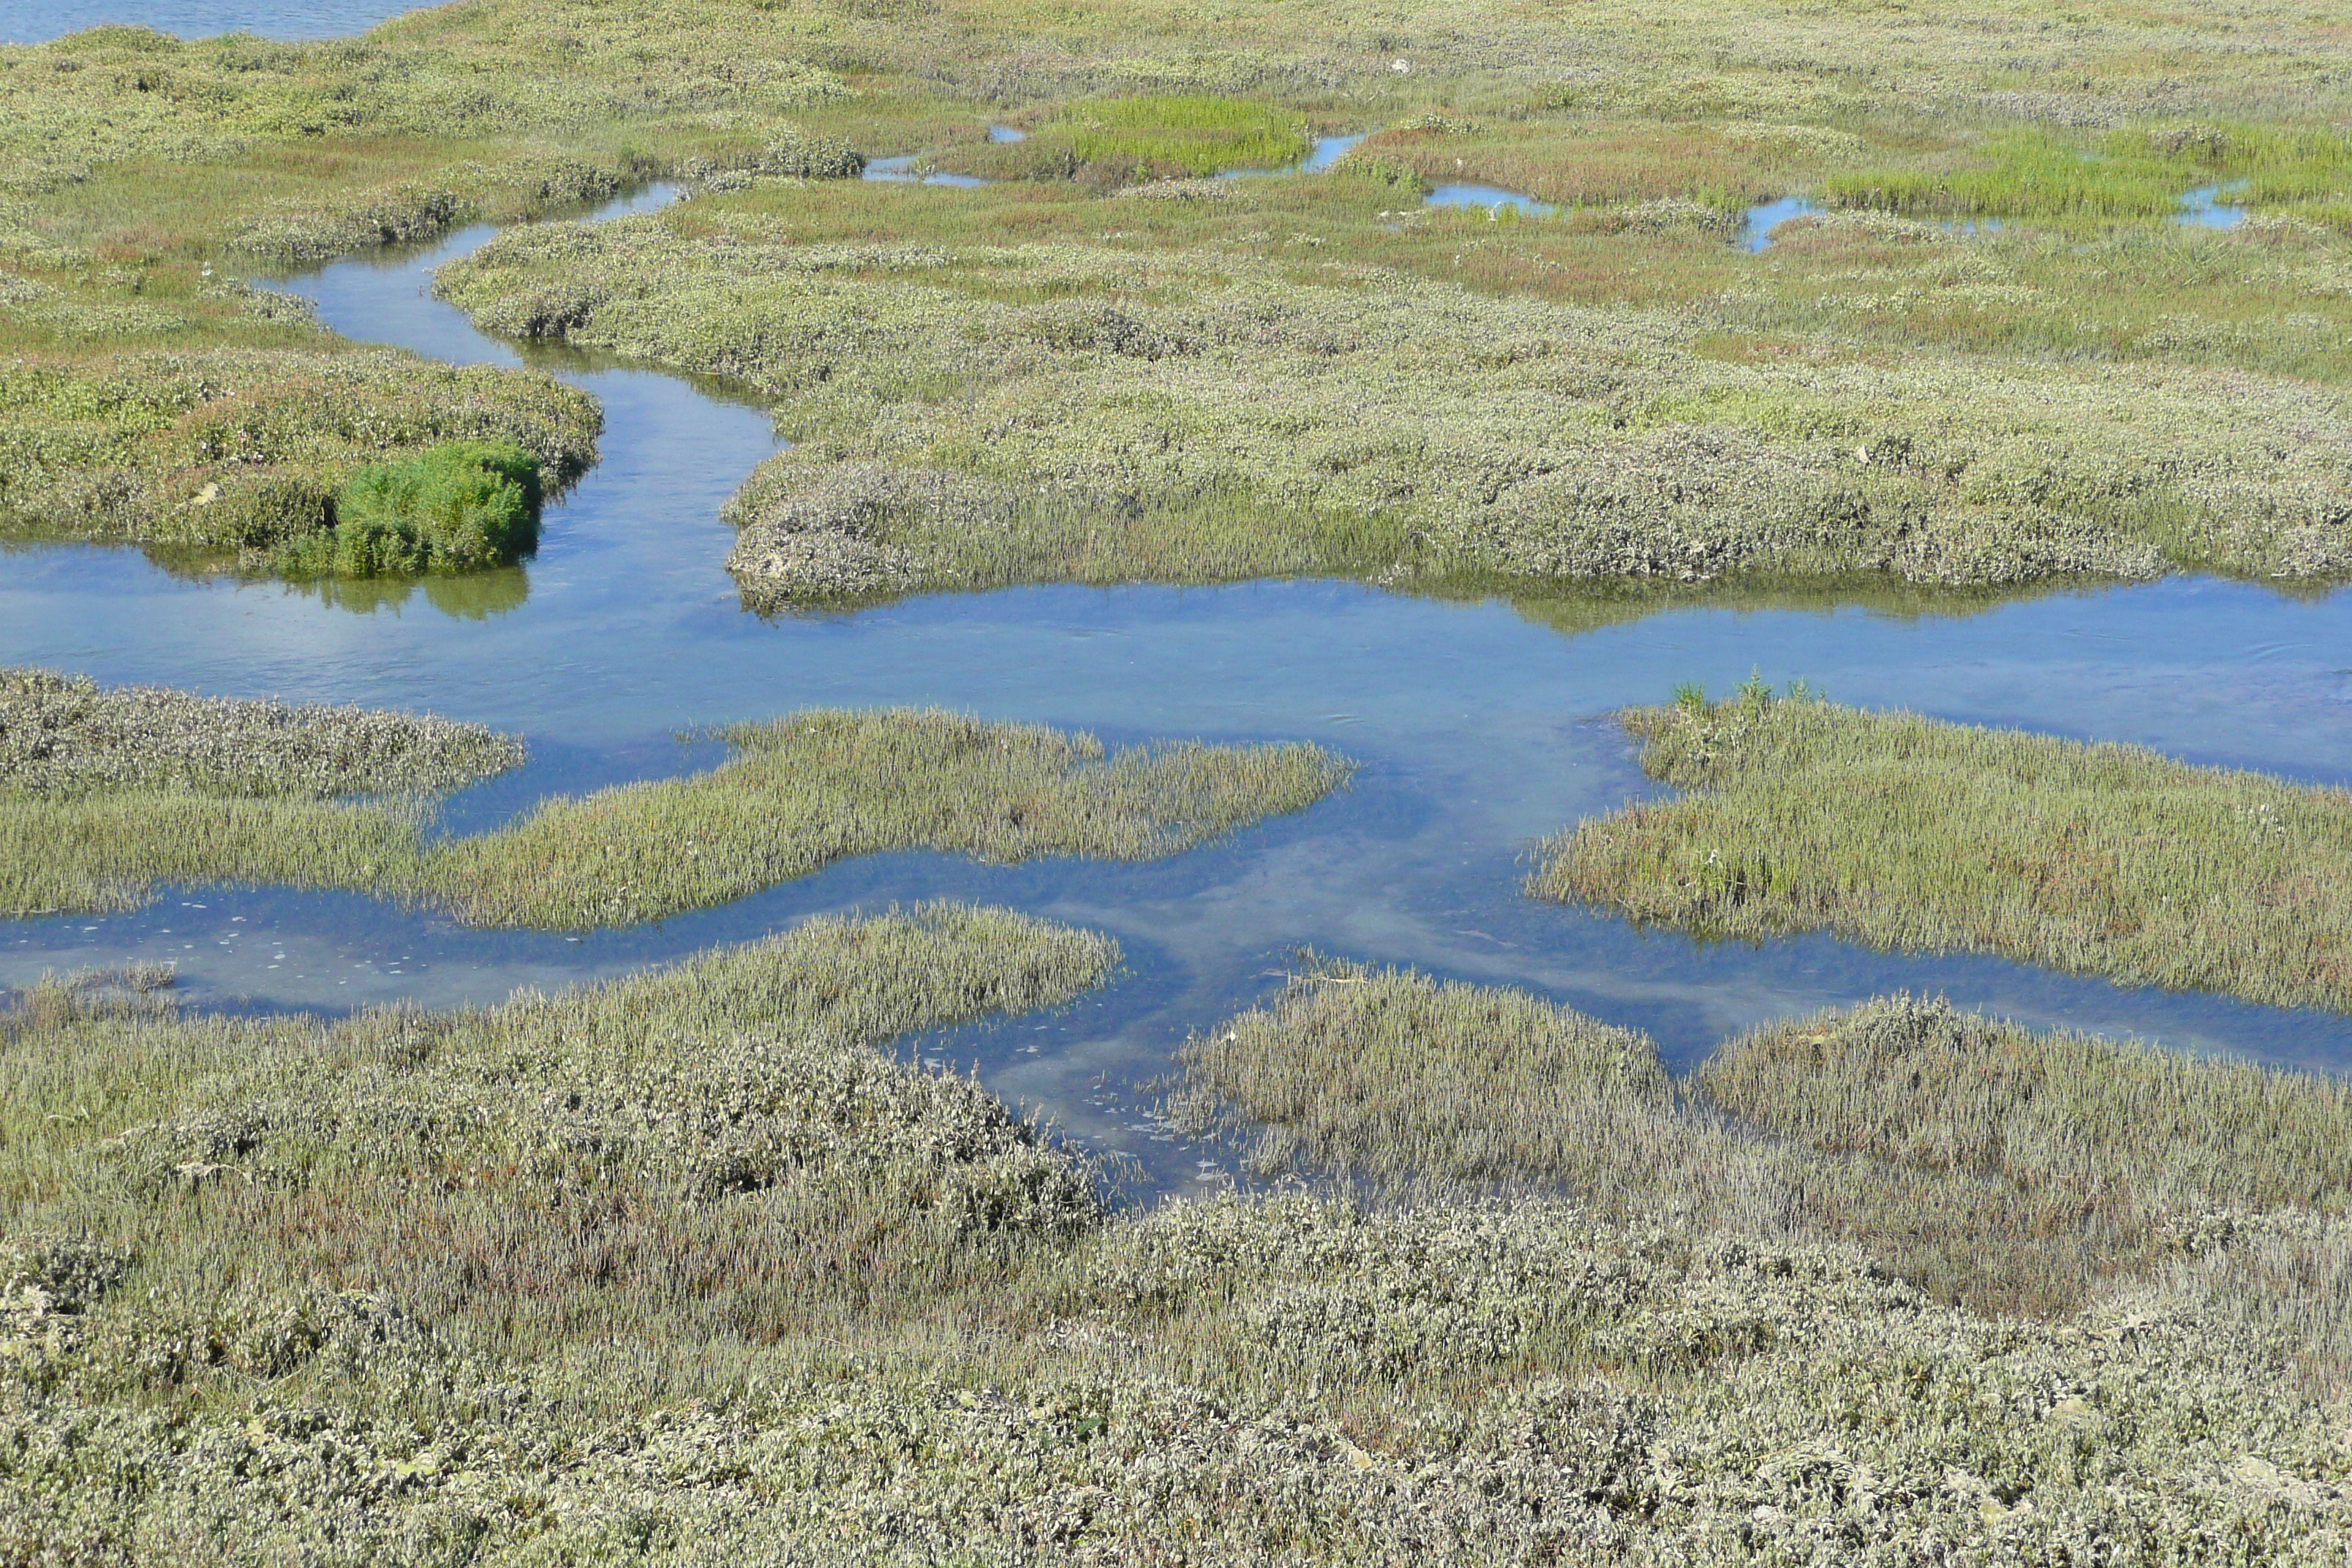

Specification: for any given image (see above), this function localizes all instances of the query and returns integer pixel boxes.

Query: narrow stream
[9,182,2352,1191]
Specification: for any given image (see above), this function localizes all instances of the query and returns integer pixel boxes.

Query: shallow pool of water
[10,181,2352,1191]
[1425,182,1554,216]
[2177,181,2251,229]
[1737,195,1820,251]
[4,0,417,42]
[1221,133,1367,180]
[862,155,990,189]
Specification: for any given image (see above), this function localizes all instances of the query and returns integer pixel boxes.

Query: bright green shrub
[323,441,543,574]
[1043,95,1311,177]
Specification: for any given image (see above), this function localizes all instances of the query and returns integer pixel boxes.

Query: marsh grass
[1175,964,2352,1372]
[8,934,2352,1557]
[0,666,521,799]
[0,696,1349,921]
[437,206,2352,604]
[422,707,1353,927]
[1534,690,2352,1013]
[1047,94,1311,178]
[1824,125,2352,222]
[0,903,1120,1372]
[0,347,599,570]
[12,0,2352,606]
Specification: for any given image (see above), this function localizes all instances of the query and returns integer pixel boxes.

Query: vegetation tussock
[0,349,598,572]
[302,440,546,576]
[1176,965,2352,1368]
[0,685,1347,923]
[6,931,2351,1561]
[1534,687,2352,1014]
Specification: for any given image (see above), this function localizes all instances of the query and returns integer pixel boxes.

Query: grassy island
[437,197,2352,604]
[1175,965,2352,1345]
[1,674,1349,922]
[1534,688,2352,1013]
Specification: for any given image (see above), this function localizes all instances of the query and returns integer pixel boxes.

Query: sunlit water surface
[5,152,2352,1193]
[7,0,420,42]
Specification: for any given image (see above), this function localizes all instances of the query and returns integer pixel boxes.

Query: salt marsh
[10,0,2352,1554]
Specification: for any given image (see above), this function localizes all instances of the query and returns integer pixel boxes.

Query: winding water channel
[8,132,2352,1191]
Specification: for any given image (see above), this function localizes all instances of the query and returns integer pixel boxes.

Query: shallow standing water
[6,0,420,42]
[8,168,2352,1191]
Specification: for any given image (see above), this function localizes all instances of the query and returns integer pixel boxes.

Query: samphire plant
[290,441,546,576]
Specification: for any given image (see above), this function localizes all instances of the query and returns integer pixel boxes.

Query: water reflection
[1425,181,1553,216]
[1736,195,1820,251]
[863,155,990,189]
[2176,181,2251,229]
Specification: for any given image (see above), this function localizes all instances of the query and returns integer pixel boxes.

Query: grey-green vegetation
[0,349,598,571]
[0,665,523,799]
[1533,687,2352,1014]
[11,0,2352,1556]
[7,930,2350,1561]
[0,665,522,919]
[437,204,2352,606]
[1175,964,2352,1377]
[0,686,1348,922]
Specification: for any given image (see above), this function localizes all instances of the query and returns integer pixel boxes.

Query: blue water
[1218,132,1367,180]
[989,124,1028,143]
[2177,181,2251,229]
[1425,182,1554,216]
[4,0,416,41]
[1737,196,1821,252]
[1300,133,1365,172]
[862,155,990,189]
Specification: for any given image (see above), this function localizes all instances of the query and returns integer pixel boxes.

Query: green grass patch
[1532,687,2352,1012]
[1044,94,1310,177]
[1823,124,2352,222]
[0,689,1350,922]
[306,440,543,575]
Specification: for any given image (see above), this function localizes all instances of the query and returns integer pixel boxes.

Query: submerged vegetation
[1534,688,2352,1014]
[0,682,1348,922]
[7,935,2351,1559]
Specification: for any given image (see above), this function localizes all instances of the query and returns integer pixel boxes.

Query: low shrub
[314,440,543,575]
